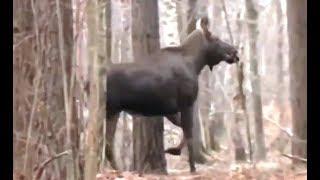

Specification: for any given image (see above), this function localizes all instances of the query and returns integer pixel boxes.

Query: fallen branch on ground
[264,116,306,144]
[281,153,307,163]
[33,150,71,180]
[295,170,307,176]
[264,116,293,137]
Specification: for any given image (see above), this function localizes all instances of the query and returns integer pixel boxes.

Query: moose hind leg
[165,137,186,156]
[166,113,181,127]
[181,106,196,172]
[165,113,185,155]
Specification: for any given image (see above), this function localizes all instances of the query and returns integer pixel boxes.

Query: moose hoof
[165,147,181,156]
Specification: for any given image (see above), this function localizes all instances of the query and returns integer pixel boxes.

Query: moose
[105,18,239,172]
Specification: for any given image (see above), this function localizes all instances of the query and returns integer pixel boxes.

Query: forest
[13,0,307,179]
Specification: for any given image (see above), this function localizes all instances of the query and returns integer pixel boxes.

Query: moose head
[204,36,240,70]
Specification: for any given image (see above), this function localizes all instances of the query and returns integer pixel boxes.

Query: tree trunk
[13,1,35,178]
[192,99,211,163]
[200,69,213,152]
[116,114,132,171]
[245,0,266,160]
[114,2,133,170]
[234,63,251,161]
[84,0,105,179]
[208,112,226,151]
[131,0,167,174]
[211,0,222,34]
[207,0,224,151]
[106,0,112,65]
[57,0,81,178]
[187,0,197,34]
[286,0,307,161]
[275,0,284,103]
[231,114,246,161]
[267,0,288,154]
[233,5,249,162]
[175,0,185,42]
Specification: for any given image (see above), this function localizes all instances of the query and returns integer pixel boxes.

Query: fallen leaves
[96,160,307,180]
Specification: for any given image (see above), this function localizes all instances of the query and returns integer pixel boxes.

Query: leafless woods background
[13,0,306,179]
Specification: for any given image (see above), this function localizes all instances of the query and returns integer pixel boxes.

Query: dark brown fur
[106,37,239,172]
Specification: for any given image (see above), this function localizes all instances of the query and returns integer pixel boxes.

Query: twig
[281,153,307,163]
[13,34,35,52]
[33,150,71,180]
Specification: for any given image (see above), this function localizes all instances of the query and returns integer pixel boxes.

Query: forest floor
[97,113,307,179]
[97,110,307,179]
[97,151,307,180]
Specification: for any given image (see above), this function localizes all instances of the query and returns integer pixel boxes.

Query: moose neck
[192,49,210,75]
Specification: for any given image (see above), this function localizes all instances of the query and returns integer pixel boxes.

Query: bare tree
[275,0,284,106]
[268,0,289,153]
[131,0,167,174]
[119,1,133,171]
[217,0,248,162]
[233,63,251,161]
[286,0,307,161]
[245,0,266,160]
[55,0,82,178]
[14,1,36,178]
[14,0,78,179]
[84,0,105,179]
[231,2,248,162]
[112,0,133,171]
[207,0,224,152]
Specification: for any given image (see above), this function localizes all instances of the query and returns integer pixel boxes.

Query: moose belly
[121,97,179,117]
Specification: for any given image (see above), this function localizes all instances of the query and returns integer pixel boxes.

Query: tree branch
[33,150,71,180]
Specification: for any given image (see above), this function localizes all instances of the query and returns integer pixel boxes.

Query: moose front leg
[181,106,196,173]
